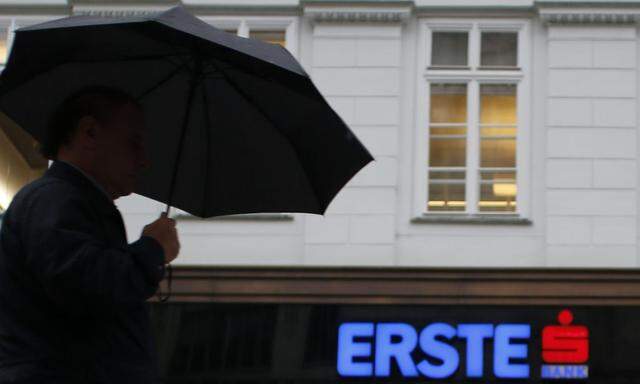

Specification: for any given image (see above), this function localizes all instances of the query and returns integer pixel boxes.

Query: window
[249,30,285,47]
[414,20,530,218]
[202,16,297,56]
[431,32,468,68]
[481,32,518,68]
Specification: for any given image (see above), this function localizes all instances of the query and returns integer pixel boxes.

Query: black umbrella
[0,6,373,300]
[0,5,373,216]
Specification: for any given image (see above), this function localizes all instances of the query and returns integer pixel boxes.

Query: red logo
[542,309,589,364]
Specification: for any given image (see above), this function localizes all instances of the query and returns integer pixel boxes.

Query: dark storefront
[149,267,640,383]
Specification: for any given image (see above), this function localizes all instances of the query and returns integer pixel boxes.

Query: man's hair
[40,85,141,160]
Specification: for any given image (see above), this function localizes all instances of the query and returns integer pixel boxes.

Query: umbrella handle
[156,203,173,302]
[157,264,172,303]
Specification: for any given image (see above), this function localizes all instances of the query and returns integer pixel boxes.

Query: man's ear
[77,115,99,150]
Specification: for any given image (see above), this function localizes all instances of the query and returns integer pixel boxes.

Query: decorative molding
[538,7,640,24]
[304,5,412,23]
[73,3,301,17]
[74,9,159,17]
[0,0,66,5]
[72,5,170,17]
[152,266,640,305]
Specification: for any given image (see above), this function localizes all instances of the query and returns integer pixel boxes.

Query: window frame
[412,18,531,219]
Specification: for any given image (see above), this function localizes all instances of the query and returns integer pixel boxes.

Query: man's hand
[142,212,180,264]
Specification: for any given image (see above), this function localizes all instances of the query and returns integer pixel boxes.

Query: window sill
[427,65,471,70]
[478,66,521,71]
[172,213,294,222]
[411,214,531,225]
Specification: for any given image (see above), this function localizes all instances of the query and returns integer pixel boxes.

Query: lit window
[202,17,296,56]
[479,84,517,212]
[249,30,285,47]
[428,84,467,211]
[417,20,529,217]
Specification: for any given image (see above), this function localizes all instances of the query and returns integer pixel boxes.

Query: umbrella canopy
[0,5,373,218]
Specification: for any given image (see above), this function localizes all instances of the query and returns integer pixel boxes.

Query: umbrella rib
[134,60,190,101]
[201,74,212,217]
[205,58,322,213]
[0,54,188,97]
[165,57,203,212]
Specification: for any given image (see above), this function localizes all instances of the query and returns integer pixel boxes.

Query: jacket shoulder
[6,176,87,223]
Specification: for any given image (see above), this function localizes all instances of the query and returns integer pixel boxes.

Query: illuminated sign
[337,309,589,380]
[541,309,589,379]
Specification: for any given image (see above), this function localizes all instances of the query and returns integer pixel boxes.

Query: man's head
[41,85,149,200]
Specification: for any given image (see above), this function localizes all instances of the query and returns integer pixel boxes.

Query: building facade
[0,0,639,268]
[2,0,640,382]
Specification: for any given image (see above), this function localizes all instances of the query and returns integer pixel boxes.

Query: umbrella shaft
[165,56,203,215]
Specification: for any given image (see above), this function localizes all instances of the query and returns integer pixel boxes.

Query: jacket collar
[45,160,116,211]
[56,160,112,201]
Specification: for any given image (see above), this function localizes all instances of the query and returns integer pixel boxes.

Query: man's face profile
[92,102,149,199]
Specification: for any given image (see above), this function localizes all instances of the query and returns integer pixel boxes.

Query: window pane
[430,84,467,123]
[430,138,466,167]
[480,84,516,125]
[481,126,516,137]
[481,32,517,67]
[479,171,517,212]
[432,32,468,67]
[431,126,467,135]
[480,171,516,182]
[429,170,465,181]
[480,139,515,168]
[249,30,285,47]
[428,182,466,212]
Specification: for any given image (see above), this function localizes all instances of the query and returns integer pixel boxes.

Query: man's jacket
[0,160,166,383]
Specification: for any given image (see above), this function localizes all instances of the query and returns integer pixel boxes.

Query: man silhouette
[0,85,180,383]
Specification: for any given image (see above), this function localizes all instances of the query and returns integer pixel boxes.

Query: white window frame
[412,18,531,219]
[200,16,298,59]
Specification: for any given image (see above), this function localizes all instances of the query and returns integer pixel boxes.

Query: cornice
[537,3,640,23]
[72,4,171,16]
[7,1,640,25]
[303,4,412,23]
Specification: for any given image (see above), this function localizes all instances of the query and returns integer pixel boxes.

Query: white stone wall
[545,25,638,267]
[304,23,400,265]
